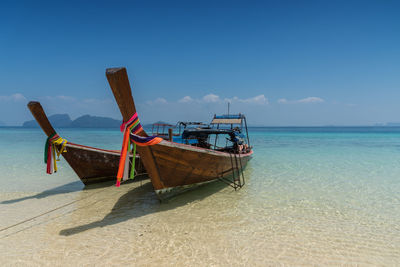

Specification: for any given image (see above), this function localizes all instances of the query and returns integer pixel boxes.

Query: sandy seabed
[1,177,399,266]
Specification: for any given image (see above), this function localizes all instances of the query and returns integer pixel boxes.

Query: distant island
[142,121,173,128]
[385,122,400,126]
[23,114,174,128]
[23,114,121,128]
[373,122,400,127]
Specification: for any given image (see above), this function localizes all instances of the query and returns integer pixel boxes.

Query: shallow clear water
[1,127,399,265]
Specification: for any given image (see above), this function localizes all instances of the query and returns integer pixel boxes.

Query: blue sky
[1,0,399,126]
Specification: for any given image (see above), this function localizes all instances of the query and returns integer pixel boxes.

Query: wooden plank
[27,101,56,137]
[27,101,145,185]
[106,67,165,190]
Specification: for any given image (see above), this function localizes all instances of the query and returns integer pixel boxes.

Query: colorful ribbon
[130,133,163,146]
[44,133,67,174]
[116,113,162,187]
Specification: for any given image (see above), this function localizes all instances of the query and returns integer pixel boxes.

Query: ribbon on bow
[44,133,67,174]
[116,113,162,187]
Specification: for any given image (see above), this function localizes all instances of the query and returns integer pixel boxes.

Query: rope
[0,176,149,239]
[0,186,109,235]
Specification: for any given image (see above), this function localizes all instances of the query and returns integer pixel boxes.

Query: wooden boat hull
[106,67,253,199]
[27,101,145,186]
[62,143,144,185]
[150,141,252,197]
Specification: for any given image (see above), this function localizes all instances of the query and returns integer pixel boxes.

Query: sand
[1,177,399,266]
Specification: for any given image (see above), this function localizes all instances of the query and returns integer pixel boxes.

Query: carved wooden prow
[27,101,57,137]
[106,67,164,189]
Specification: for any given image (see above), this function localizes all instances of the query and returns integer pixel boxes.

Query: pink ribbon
[119,113,138,132]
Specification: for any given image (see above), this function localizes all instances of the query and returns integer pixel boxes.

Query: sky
[1,0,399,126]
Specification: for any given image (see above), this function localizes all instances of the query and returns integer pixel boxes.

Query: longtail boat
[106,67,253,199]
[27,101,145,185]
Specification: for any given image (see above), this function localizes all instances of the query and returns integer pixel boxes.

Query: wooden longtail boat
[27,101,145,185]
[106,67,253,199]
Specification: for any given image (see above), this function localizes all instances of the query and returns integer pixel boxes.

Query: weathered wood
[27,101,145,185]
[151,143,252,188]
[168,128,173,142]
[106,67,165,189]
[62,144,144,185]
[27,101,56,137]
[105,68,136,123]
[106,67,253,199]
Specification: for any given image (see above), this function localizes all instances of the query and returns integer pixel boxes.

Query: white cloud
[146,97,168,105]
[278,96,324,104]
[40,96,113,106]
[225,94,268,105]
[243,94,268,104]
[40,95,76,102]
[203,94,220,103]
[154,97,167,104]
[179,96,193,103]
[12,93,27,101]
[297,97,324,103]
[277,98,288,104]
[83,98,113,104]
[177,94,269,105]
[0,93,27,102]
[56,95,76,101]
[224,96,238,103]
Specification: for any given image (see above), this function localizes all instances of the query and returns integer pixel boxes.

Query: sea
[1,127,399,265]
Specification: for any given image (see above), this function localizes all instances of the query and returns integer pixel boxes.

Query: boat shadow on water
[0,176,148,205]
[59,180,227,236]
[0,181,86,205]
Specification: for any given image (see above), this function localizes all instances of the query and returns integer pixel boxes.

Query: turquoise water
[1,127,400,207]
[0,128,122,192]
[250,128,400,224]
[1,127,400,264]
[1,126,400,221]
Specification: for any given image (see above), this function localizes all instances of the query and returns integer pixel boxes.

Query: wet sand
[1,176,399,266]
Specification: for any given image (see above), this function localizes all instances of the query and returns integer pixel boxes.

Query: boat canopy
[211,114,244,124]
[182,128,237,140]
[210,113,250,148]
[152,123,175,136]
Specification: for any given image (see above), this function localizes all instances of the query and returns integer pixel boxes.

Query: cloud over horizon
[178,96,194,103]
[278,97,324,104]
[176,94,269,105]
[0,93,27,102]
[202,94,220,103]
[0,92,380,127]
[146,97,168,105]
[225,95,268,105]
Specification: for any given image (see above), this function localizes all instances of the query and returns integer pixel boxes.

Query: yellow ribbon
[51,137,67,172]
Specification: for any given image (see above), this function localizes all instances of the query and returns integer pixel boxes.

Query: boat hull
[62,143,145,185]
[148,141,253,197]
[26,101,146,186]
[105,67,253,199]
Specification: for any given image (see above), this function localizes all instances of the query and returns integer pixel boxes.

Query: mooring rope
[0,175,149,239]
[0,187,110,235]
